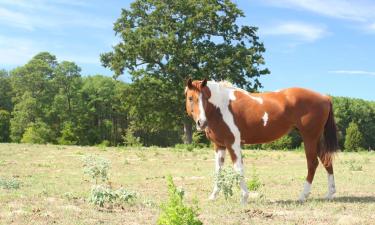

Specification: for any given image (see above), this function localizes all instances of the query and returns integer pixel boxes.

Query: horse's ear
[186,78,193,89]
[201,78,207,88]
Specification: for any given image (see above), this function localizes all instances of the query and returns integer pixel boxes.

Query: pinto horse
[185,79,339,203]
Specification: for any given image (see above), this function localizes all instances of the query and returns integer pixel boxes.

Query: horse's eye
[189,96,193,101]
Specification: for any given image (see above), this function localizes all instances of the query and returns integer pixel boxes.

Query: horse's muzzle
[196,119,207,131]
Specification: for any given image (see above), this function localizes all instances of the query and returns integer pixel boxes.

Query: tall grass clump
[157,176,202,225]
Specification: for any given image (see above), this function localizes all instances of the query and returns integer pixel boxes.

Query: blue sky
[1,0,374,100]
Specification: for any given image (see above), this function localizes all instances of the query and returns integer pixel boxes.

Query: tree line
[0,52,374,151]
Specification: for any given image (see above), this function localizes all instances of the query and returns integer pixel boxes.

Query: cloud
[261,22,328,42]
[329,70,375,76]
[0,0,112,31]
[0,35,39,65]
[261,0,375,22]
[260,0,375,33]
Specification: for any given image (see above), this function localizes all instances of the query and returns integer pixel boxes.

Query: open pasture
[0,143,374,225]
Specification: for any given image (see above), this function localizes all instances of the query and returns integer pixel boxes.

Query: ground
[0,143,374,225]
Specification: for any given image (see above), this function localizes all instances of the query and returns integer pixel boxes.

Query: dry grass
[0,143,374,225]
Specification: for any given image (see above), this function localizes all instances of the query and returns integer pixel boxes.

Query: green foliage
[247,168,262,191]
[344,122,364,152]
[58,122,78,145]
[21,121,53,144]
[122,125,142,147]
[214,167,243,200]
[192,131,209,148]
[89,185,137,207]
[157,176,202,225]
[0,177,21,189]
[262,135,293,150]
[82,155,110,184]
[0,110,10,142]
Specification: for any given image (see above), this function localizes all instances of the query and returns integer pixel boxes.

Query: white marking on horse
[236,89,263,104]
[326,174,336,200]
[197,93,206,131]
[262,112,269,126]
[299,181,311,202]
[206,81,249,203]
[250,96,263,104]
[209,149,226,200]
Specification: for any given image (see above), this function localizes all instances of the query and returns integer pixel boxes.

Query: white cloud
[260,0,375,32]
[329,70,375,76]
[261,0,375,22]
[0,35,39,65]
[261,22,328,42]
[0,0,111,31]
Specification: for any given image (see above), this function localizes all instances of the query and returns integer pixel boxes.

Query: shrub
[261,135,293,150]
[82,155,110,184]
[21,121,53,144]
[122,125,142,147]
[157,176,202,225]
[0,177,21,189]
[89,185,137,207]
[192,131,209,147]
[58,122,78,145]
[247,168,262,191]
[344,122,364,152]
[214,167,243,200]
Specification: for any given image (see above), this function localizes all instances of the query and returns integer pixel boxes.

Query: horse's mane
[217,80,234,88]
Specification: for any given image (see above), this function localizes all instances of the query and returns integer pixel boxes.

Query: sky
[0,0,374,100]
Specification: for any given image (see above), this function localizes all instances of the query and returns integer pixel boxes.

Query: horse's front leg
[229,144,249,204]
[209,144,226,200]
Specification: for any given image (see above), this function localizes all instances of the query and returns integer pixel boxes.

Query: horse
[185,78,339,204]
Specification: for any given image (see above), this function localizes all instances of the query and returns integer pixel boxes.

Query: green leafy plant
[122,124,142,147]
[89,185,138,207]
[157,176,202,225]
[247,168,262,191]
[0,177,21,189]
[214,167,243,200]
[82,155,110,184]
[344,122,364,152]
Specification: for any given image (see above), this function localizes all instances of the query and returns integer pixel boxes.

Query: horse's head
[185,78,211,131]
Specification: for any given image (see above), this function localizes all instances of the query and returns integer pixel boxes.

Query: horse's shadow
[271,196,375,205]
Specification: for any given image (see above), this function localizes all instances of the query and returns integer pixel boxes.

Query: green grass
[0,143,374,224]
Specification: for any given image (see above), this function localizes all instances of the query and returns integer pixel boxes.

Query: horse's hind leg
[318,155,336,200]
[299,138,319,202]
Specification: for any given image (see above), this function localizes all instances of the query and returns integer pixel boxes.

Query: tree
[344,122,364,151]
[0,110,10,142]
[0,70,12,112]
[101,0,269,143]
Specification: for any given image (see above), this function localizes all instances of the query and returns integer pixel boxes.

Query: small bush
[57,122,78,145]
[0,177,21,189]
[82,155,110,184]
[89,185,137,207]
[214,167,243,200]
[21,121,53,144]
[174,144,194,152]
[157,176,202,225]
[247,168,262,191]
[344,122,364,152]
[122,124,142,147]
[262,135,293,150]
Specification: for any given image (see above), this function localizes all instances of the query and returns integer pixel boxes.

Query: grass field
[0,143,374,225]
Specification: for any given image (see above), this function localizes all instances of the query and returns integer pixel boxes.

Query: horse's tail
[319,101,339,167]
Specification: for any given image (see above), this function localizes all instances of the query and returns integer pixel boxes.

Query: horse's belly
[240,122,293,144]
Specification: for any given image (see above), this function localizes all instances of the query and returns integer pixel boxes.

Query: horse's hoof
[325,192,335,200]
[240,192,249,205]
[208,194,217,201]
